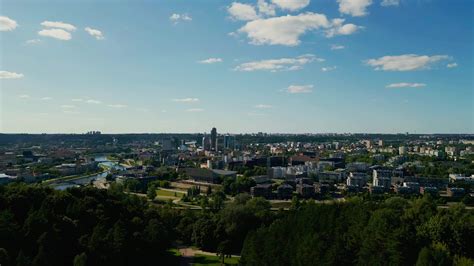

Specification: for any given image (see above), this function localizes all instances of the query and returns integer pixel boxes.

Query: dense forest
[0,184,180,265]
[0,183,473,265]
[241,197,474,266]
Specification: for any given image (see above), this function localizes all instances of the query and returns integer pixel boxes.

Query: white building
[346,172,367,187]
[449,174,474,183]
[373,169,391,188]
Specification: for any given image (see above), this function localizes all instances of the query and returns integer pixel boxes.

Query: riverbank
[42,169,107,185]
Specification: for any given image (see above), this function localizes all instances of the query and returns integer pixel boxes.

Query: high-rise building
[202,134,210,151]
[223,134,235,150]
[210,127,217,151]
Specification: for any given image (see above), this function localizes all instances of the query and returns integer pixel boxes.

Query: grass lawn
[167,248,181,257]
[156,189,185,198]
[194,254,239,266]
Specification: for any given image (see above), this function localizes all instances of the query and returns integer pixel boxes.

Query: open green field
[193,254,239,266]
[156,189,185,198]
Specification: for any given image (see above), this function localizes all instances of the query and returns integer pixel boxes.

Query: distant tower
[211,127,217,151]
[224,134,235,150]
[202,134,210,151]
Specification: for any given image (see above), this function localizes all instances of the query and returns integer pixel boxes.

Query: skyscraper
[202,134,210,151]
[224,134,235,150]
[211,127,217,151]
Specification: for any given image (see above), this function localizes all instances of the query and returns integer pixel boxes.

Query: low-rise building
[0,173,16,185]
[395,185,413,195]
[277,184,293,199]
[449,174,474,183]
[251,184,273,199]
[369,186,386,194]
[420,186,439,197]
[346,172,367,187]
[181,168,237,183]
[319,169,346,183]
[447,187,466,198]
[296,184,314,198]
[373,169,391,189]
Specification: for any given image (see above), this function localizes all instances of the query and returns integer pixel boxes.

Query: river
[52,155,125,190]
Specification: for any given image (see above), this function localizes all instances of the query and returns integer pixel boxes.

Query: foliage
[240,196,474,265]
[222,176,256,196]
[0,183,179,266]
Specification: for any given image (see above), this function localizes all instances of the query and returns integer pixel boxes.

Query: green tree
[147,184,157,200]
[73,252,87,266]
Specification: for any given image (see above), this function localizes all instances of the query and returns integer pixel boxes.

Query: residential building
[420,186,439,197]
[447,187,466,197]
[373,169,391,189]
[296,184,315,198]
[277,184,293,199]
[251,184,273,199]
[346,172,367,187]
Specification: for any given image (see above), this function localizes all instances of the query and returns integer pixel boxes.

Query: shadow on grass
[193,254,239,266]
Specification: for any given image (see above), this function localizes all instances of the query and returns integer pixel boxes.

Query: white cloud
[338,0,373,17]
[71,98,84,102]
[186,108,204,112]
[286,85,313,94]
[447,62,458,68]
[38,29,72,40]
[108,104,127,108]
[41,97,53,100]
[365,54,450,71]
[85,27,104,40]
[86,99,102,104]
[321,66,337,72]
[255,104,273,109]
[170,13,192,23]
[237,13,360,46]
[331,44,345,50]
[0,71,24,79]
[228,2,259,21]
[173,98,200,103]
[235,54,321,72]
[386,83,426,88]
[325,18,361,37]
[271,0,310,11]
[25,39,41,45]
[60,105,76,108]
[238,12,328,46]
[381,0,399,7]
[198,58,223,64]
[18,94,30,99]
[258,0,276,16]
[0,16,18,31]
[40,21,76,31]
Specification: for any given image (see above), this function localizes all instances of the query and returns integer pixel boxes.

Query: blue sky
[0,0,472,134]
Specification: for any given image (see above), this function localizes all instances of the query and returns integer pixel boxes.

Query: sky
[0,0,473,134]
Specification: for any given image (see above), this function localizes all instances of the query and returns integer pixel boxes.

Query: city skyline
[1,0,473,134]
